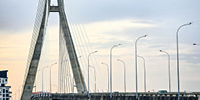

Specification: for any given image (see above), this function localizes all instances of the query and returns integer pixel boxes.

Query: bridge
[16,0,199,100]
[31,92,200,100]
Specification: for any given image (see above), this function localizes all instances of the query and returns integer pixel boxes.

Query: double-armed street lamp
[160,50,171,92]
[117,59,126,92]
[89,66,97,93]
[88,51,98,98]
[110,44,121,98]
[176,22,192,100]
[42,66,49,95]
[50,62,57,94]
[135,35,147,100]
[101,62,109,92]
[137,55,146,92]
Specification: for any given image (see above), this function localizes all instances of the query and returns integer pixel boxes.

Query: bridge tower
[20,0,87,99]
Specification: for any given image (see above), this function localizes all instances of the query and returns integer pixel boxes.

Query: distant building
[0,70,11,100]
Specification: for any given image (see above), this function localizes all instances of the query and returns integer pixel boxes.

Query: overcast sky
[0,0,200,96]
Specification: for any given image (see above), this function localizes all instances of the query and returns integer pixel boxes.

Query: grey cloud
[131,20,154,24]
[71,0,200,24]
[0,0,38,33]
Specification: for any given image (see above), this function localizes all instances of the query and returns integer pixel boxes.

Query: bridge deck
[31,92,200,100]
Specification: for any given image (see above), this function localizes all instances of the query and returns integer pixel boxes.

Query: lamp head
[189,22,193,25]
[193,43,196,45]
[94,51,98,53]
[159,50,162,52]
[144,35,147,37]
[118,44,122,46]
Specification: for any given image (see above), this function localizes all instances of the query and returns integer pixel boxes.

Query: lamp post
[137,55,146,92]
[193,43,200,45]
[35,69,40,94]
[135,35,147,100]
[18,85,23,99]
[42,66,49,95]
[65,74,71,93]
[176,22,192,100]
[50,62,57,94]
[60,79,65,94]
[117,59,126,92]
[53,84,58,93]
[89,66,97,92]
[160,50,171,92]
[101,62,109,92]
[60,60,68,94]
[15,90,19,100]
[14,93,16,100]
[110,44,121,98]
[71,75,75,97]
[33,86,36,97]
[88,51,98,98]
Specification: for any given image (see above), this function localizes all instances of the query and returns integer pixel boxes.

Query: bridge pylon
[20,0,87,99]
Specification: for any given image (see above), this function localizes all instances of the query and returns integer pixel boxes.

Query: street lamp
[193,43,200,45]
[53,84,58,93]
[89,66,97,93]
[65,74,72,93]
[110,44,121,98]
[42,66,49,95]
[50,62,57,94]
[71,75,75,97]
[137,55,146,92]
[101,62,109,92]
[14,93,16,100]
[88,51,98,98]
[18,85,23,99]
[33,86,36,97]
[60,79,65,94]
[60,60,68,94]
[176,22,192,100]
[135,35,147,100]
[117,59,126,92]
[35,69,40,94]
[160,50,171,92]
[15,90,19,100]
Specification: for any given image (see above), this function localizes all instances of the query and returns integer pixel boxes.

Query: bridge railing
[31,92,200,100]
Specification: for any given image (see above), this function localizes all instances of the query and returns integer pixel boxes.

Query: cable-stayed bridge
[20,0,105,99]
[19,0,200,100]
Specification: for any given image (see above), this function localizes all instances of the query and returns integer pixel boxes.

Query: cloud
[0,0,200,93]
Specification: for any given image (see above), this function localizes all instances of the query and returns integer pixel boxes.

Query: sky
[0,0,200,98]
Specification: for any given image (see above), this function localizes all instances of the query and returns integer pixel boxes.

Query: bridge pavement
[31,92,200,100]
